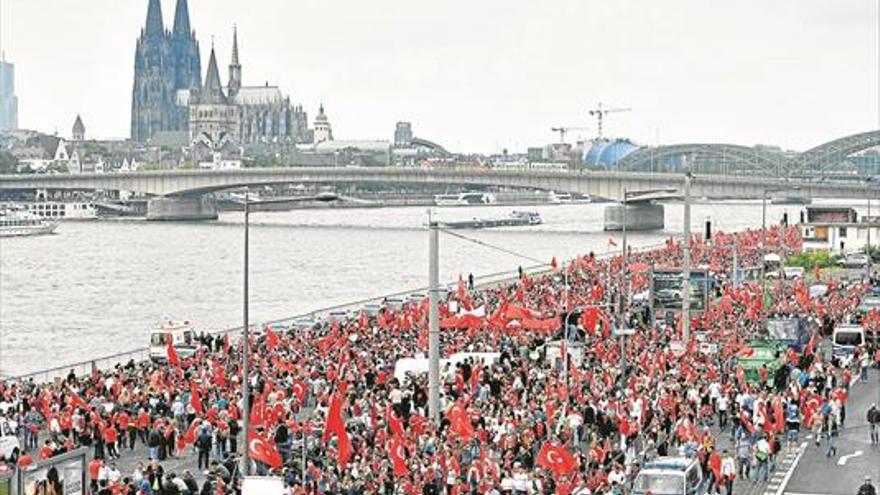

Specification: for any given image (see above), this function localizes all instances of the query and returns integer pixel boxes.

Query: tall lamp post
[240,189,338,477]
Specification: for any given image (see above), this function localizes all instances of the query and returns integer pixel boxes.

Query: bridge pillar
[146,196,218,221]
[603,203,664,231]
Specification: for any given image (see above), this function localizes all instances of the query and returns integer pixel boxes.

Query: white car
[0,419,21,462]
[632,457,707,495]
[783,266,805,279]
[840,253,869,269]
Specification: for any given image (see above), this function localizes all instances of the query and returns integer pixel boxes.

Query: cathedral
[130,0,200,143]
[130,0,309,147]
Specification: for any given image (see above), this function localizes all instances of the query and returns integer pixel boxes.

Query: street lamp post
[239,190,340,477]
[241,190,251,477]
[428,213,441,424]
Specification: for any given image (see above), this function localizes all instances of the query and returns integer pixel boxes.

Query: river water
[0,200,864,375]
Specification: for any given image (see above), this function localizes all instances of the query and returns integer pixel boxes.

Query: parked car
[840,253,869,269]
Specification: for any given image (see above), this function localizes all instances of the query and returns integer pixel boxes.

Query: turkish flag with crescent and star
[387,434,409,476]
[247,428,282,469]
[536,441,578,477]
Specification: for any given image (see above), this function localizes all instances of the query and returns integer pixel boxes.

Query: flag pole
[428,211,441,424]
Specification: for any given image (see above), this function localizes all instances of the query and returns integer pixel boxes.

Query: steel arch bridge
[614,130,879,176]
[797,130,880,172]
[615,143,793,175]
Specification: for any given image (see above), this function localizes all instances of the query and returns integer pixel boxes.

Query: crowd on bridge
[1,224,878,495]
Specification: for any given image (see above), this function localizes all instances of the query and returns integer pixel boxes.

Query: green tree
[0,151,19,174]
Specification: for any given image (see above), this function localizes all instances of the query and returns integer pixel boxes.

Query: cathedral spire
[231,25,240,66]
[144,0,164,37]
[202,45,227,104]
[172,0,192,38]
[228,26,242,97]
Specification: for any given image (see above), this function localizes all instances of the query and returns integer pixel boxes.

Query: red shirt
[103,426,118,444]
[88,459,102,479]
[137,412,150,429]
[38,446,54,460]
[17,453,33,468]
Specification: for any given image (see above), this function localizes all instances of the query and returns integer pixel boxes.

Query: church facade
[130,0,201,143]
[131,0,309,147]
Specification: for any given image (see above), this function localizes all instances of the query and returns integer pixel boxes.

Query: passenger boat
[0,208,59,237]
[8,201,99,220]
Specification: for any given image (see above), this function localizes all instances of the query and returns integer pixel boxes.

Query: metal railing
[3,243,664,384]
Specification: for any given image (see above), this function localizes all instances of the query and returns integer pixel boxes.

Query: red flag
[323,393,345,443]
[291,380,308,406]
[387,435,409,477]
[190,383,204,415]
[550,257,559,270]
[387,406,405,436]
[166,339,181,367]
[250,391,266,427]
[69,393,91,412]
[182,419,201,446]
[536,442,578,477]
[448,403,476,440]
[265,328,280,351]
[248,428,282,469]
[322,392,352,467]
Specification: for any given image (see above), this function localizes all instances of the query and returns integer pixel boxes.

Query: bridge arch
[614,143,792,175]
[796,130,880,172]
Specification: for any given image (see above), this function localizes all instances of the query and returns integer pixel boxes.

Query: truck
[149,321,198,363]
[739,340,787,385]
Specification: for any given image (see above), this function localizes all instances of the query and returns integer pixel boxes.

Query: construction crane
[588,103,631,139]
[550,126,590,144]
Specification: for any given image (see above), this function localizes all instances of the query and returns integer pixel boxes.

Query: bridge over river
[1,167,876,222]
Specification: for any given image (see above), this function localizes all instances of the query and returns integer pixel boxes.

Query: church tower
[130,0,175,143]
[189,46,238,148]
[227,26,242,98]
[171,0,201,91]
[131,0,202,143]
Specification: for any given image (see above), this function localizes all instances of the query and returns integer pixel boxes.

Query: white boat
[434,192,497,206]
[0,209,58,237]
[11,201,98,220]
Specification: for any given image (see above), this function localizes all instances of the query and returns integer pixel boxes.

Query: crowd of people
[1,225,877,495]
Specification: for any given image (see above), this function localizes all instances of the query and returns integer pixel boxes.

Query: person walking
[857,476,876,495]
[867,403,879,445]
[824,416,837,458]
[196,427,212,470]
[720,449,736,495]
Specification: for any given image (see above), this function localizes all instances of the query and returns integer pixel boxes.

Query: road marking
[836,450,863,465]
[773,442,807,495]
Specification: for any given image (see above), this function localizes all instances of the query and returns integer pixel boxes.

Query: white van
[149,321,198,362]
[832,325,865,361]
[0,418,21,462]
[632,457,707,495]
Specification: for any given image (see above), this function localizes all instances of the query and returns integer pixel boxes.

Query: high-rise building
[130,0,201,143]
[394,122,413,147]
[0,55,18,130]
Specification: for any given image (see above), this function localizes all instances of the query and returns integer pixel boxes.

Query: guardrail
[4,243,665,384]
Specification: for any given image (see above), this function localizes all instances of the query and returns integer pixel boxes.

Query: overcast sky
[2,0,877,152]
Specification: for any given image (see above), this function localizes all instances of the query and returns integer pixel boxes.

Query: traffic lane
[784,369,880,495]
